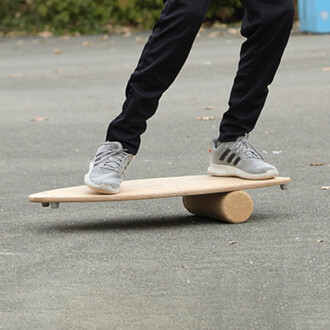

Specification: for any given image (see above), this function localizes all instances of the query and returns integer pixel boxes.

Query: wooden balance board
[28,175,291,224]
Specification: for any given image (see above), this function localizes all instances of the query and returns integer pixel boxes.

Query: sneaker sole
[207,164,278,180]
[84,174,120,194]
[84,163,120,194]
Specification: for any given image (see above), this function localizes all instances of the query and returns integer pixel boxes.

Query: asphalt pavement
[0,27,329,329]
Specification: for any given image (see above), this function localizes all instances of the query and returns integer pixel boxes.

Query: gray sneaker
[208,135,278,180]
[84,141,133,194]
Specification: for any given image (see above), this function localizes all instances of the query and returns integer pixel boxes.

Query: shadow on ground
[30,213,277,233]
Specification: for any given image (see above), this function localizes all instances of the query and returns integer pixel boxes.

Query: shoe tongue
[235,135,245,142]
[213,139,220,148]
[104,141,122,150]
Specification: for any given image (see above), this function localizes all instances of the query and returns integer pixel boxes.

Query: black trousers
[107,0,295,155]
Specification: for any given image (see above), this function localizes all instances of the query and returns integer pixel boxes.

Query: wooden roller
[182,190,253,224]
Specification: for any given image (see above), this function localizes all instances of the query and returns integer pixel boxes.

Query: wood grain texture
[183,191,253,224]
[28,175,291,203]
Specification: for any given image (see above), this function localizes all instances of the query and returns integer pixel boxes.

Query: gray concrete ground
[0,28,329,329]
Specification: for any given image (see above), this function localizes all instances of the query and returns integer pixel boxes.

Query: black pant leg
[219,0,295,142]
[107,0,211,154]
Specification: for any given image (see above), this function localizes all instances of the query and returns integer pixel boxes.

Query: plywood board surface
[29,175,291,203]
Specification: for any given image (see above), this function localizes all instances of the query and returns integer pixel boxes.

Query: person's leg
[107,0,211,155]
[209,0,295,179]
[85,0,211,193]
[219,0,295,141]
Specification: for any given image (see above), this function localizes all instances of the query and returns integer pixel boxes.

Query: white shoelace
[95,146,130,173]
[231,137,263,160]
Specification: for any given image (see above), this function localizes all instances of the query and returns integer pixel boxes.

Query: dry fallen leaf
[212,22,228,29]
[204,105,214,110]
[114,26,132,38]
[10,73,23,78]
[114,26,131,36]
[228,28,240,35]
[321,186,329,190]
[196,116,215,121]
[208,31,224,38]
[135,37,146,44]
[82,41,93,47]
[59,36,70,41]
[229,241,236,245]
[54,48,62,54]
[32,117,47,122]
[99,35,108,42]
[310,162,324,166]
[38,31,53,38]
